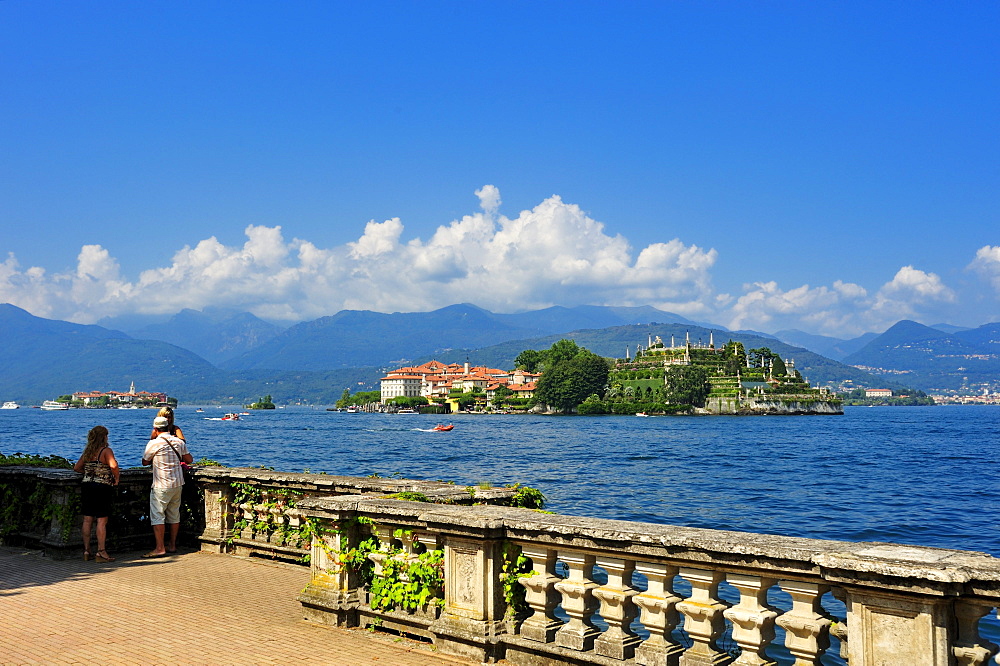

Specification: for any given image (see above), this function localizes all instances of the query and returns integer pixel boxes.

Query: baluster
[554,550,601,651]
[775,581,831,666]
[723,574,777,666]
[634,562,685,666]
[594,556,641,660]
[828,587,848,662]
[675,568,732,666]
[366,524,396,577]
[518,545,564,643]
[952,601,999,666]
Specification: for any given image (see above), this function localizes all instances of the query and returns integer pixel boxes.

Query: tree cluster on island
[245,395,276,409]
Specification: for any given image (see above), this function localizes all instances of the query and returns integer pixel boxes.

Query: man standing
[142,415,193,558]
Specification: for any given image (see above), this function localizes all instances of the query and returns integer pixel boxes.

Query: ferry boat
[40,400,69,410]
[1,401,19,409]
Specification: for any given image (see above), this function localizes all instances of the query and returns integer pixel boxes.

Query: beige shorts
[149,486,183,525]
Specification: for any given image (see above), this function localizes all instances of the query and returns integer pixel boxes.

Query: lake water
[4,404,999,656]
[2,404,998,556]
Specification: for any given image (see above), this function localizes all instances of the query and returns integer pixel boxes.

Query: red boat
[432,424,454,432]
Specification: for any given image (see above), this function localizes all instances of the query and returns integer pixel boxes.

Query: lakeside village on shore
[10,334,992,414]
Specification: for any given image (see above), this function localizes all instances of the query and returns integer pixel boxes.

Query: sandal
[83,551,92,561]
[95,550,115,563]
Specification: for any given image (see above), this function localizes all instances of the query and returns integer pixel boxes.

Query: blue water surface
[3,404,997,556]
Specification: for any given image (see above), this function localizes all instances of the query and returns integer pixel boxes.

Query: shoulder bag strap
[161,435,184,462]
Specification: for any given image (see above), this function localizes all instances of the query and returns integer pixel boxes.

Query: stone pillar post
[554,550,601,651]
[675,568,730,666]
[430,535,506,663]
[196,474,234,553]
[594,556,641,659]
[634,562,684,666]
[776,581,831,666]
[297,514,363,628]
[723,574,777,666]
[518,545,563,643]
[37,474,81,560]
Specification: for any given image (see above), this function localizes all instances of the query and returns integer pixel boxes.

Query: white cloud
[726,267,957,337]
[970,245,1000,292]
[0,187,719,324]
[0,187,986,338]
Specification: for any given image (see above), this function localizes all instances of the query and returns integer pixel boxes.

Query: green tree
[514,349,544,372]
[336,388,352,408]
[722,340,747,374]
[533,346,610,413]
[664,365,711,408]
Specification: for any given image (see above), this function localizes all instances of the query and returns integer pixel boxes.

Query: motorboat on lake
[432,423,454,432]
[396,408,418,414]
[41,400,70,410]
[1,401,19,409]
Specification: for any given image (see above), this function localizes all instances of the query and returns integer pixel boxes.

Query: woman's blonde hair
[156,406,175,426]
[82,425,108,461]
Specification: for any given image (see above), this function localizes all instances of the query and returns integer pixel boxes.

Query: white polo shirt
[143,433,189,489]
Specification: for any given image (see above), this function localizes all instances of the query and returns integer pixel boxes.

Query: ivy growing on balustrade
[224,481,312,553]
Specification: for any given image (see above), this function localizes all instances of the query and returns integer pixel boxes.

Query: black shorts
[80,482,115,518]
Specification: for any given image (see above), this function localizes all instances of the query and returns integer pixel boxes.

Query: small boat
[397,408,418,414]
[346,406,359,413]
[195,408,204,413]
[636,412,649,417]
[221,413,241,421]
[432,423,454,432]
[41,400,70,411]
[1,401,19,410]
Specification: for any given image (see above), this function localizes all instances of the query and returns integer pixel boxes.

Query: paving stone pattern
[0,547,477,665]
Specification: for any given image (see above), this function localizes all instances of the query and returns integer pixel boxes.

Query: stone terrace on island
[2,465,999,665]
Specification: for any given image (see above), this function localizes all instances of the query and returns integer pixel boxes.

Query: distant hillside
[0,304,223,404]
[221,303,700,371]
[126,307,284,364]
[7,302,985,402]
[0,304,377,405]
[773,328,877,361]
[843,320,1000,391]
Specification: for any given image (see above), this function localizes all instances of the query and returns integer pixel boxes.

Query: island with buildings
[606,333,842,415]
[371,334,841,415]
[47,381,171,409]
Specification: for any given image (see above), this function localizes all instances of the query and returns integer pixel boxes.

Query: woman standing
[73,425,120,562]
[149,406,184,440]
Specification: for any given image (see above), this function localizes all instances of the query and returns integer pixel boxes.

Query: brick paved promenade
[0,546,478,665]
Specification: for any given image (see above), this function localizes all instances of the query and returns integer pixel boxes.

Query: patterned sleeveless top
[81,447,114,486]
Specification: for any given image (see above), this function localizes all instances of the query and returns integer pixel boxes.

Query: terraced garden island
[596,334,843,415]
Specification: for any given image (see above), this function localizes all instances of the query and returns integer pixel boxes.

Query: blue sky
[1,1,998,337]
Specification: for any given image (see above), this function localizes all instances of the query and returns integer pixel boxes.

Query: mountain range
[2,302,997,404]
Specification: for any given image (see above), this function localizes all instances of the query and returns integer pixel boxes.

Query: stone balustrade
[295,495,1000,666]
[0,465,516,561]
[5,465,1000,664]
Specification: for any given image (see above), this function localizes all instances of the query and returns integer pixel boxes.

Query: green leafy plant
[501,541,531,619]
[388,491,431,502]
[507,483,546,509]
[0,452,72,468]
